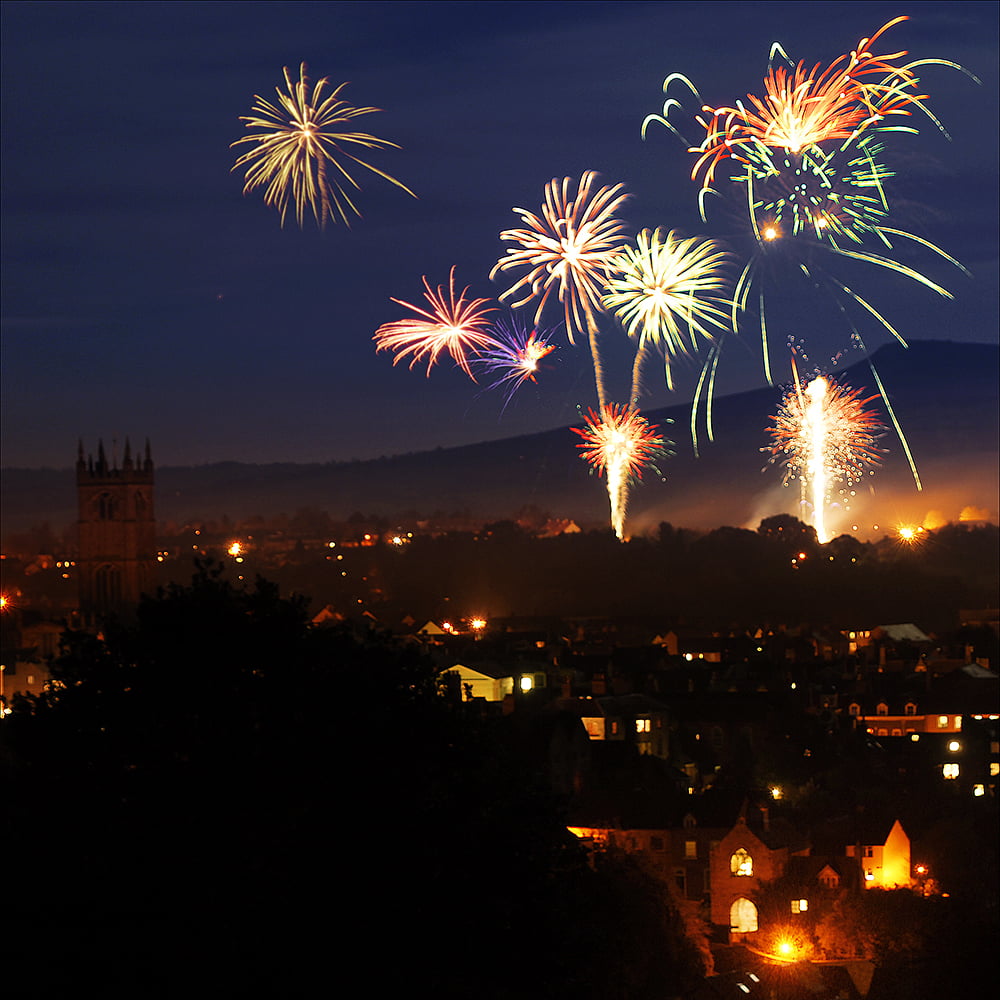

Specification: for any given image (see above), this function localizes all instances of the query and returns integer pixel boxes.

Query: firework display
[640,16,971,480]
[764,372,886,543]
[373,268,497,378]
[602,228,731,393]
[245,15,972,539]
[572,404,670,540]
[472,316,557,410]
[232,63,415,228]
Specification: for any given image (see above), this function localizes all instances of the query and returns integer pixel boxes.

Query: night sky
[2,1,997,471]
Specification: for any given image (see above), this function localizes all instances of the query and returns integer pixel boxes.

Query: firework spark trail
[678,18,935,191]
[232,63,415,228]
[573,404,669,540]
[765,366,885,543]
[491,171,630,409]
[472,316,556,410]
[373,268,497,378]
[602,228,731,397]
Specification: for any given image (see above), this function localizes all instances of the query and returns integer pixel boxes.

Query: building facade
[76,439,156,618]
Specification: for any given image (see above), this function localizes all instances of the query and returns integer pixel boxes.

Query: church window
[95,564,122,609]
[96,493,118,520]
[730,848,753,877]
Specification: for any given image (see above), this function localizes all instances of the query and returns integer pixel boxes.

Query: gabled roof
[875,623,931,643]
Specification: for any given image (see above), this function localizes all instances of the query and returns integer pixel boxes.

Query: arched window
[95,492,118,520]
[95,564,122,608]
[730,897,758,933]
[730,848,753,877]
[876,702,888,716]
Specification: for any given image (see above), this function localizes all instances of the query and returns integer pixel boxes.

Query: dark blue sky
[2,1,997,469]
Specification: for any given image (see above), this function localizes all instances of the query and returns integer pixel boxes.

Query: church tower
[76,438,156,618]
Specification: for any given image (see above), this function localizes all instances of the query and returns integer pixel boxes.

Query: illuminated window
[635,718,651,733]
[685,840,697,859]
[937,716,950,729]
[973,784,985,797]
[731,848,753,877]
[791,898,808,914]
[990,763,999,777]
[730,897,758,933]
[942,763,960,779]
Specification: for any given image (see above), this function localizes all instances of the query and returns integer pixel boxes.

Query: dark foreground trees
[1,565,705,998]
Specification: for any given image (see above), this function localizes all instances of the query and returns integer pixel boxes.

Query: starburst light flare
[232,63,415,229]
[573,404,669,540]
[602,228,731,393]
[764,370,885,543]
[472,316,557,410]
[373,268,497,379]
[491,171,629,408]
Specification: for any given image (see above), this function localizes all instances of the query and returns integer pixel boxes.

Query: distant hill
[3,341,997,539]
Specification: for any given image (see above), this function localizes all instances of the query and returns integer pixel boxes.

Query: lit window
[519,676,533,692]
[730,897,758,933]
[937,716,950,729]
[731,848,753,877]
[791,898,808,913]
[942,763,960,779]
[973,784,985,797]
[635,718,651,733]
[685,840,697,859]
[990,763,999,777]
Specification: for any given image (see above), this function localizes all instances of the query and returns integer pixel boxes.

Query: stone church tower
[76,438,156,618]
